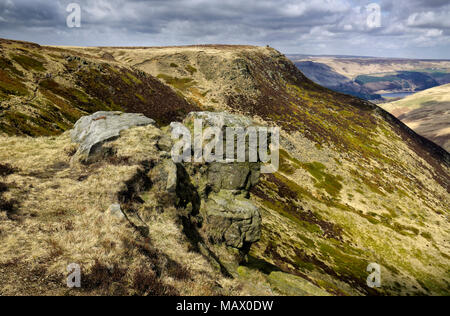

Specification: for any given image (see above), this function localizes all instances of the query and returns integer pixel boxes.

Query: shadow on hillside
[175,163,233,278]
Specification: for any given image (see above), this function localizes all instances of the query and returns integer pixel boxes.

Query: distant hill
[289,55,450,101]
[382,84,450,152]
[355,71,443,94]
[288,55,450,79]
[294,61,381,100]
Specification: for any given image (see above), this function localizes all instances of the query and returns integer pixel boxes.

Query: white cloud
[344,24,353,31]
[0,0,448,58]
[426,29,443,37]
[407,11,450,28]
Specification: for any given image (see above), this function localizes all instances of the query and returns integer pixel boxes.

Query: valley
[289,55,450,101]
[0,39,449,296]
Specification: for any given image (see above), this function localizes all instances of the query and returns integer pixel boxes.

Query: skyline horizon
[2,36,450,61]
[1,1,449,60]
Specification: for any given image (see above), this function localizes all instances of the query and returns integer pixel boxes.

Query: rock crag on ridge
[177,112,264,251]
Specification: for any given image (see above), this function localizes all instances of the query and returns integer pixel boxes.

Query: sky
[0,0,449,59]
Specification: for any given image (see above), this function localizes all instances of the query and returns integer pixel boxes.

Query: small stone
[108,204,125,219]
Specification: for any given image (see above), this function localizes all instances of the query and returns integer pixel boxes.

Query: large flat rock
[71,111,155,162]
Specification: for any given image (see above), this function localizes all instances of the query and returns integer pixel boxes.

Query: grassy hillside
[1,39,449,296]
[0,39,199,137]
[355,71,445,94]
[382,84,450,152]
[382,84,450,113]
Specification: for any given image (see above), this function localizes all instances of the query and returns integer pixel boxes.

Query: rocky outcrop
[177,112,263,251]
[203,192,261,249]
[70,111,155,163]
[184,111,254,129]
[69,111,263,261]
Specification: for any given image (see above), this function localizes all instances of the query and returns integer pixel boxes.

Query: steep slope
[0,39,199,137]
[1,39,449,296]
[95,45,449,296]
[382,84,450,152]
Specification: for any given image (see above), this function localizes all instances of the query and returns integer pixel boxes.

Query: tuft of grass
[302,162,327,181]
[124,72,143,85]
[392,223,420,236]
[0,182,8,194]
[185,65,197,75]
[0,57,24,77]
[46,239,65,258]
[280,153,344,198]
[83,260,128,293]
[157,74,196,91]
[420,232,434,241]
[279,159,296,175]
[166,261,192,280]
[301,162,343,197]
[11,54,46,72]
[40,89,83,124]
[135,93,145,102]
[279,151,342,198]
[0,196,19,219]
[132,267,179,296]
[0,111,59,136]
[0,176,19,220]
[39,78,112,114]
[0,69,28,99]
[0,163,18,177]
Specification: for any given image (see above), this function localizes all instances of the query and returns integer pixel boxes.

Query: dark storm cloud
[0,0,448,58]
[0,0,64,27]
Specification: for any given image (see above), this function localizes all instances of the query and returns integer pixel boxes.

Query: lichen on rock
[177,112,264,255]
[204,191,261,249]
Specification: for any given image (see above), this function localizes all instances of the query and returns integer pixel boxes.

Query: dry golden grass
[0,127,275,296]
